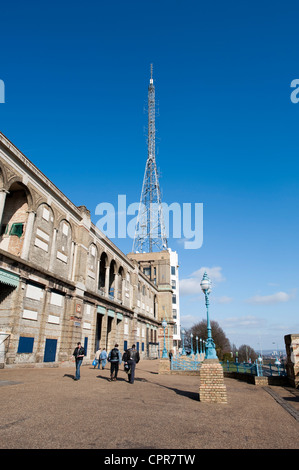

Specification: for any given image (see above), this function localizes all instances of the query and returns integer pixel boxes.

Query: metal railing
[170,355,202,371]
[220,360,287,377]
[260,362,287,377]
[170,357,287,377]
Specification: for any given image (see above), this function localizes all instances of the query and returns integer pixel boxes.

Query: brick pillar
[158,357,170,374]
[199,358,228,403]
[285,334,299,388]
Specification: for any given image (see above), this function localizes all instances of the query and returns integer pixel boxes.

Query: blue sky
[0,0,298,351]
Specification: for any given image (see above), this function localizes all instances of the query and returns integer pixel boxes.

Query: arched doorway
[0,182,31,257]
[98,252,108,293]
[109,260,116,298]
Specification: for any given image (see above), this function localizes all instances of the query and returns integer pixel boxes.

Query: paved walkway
[1,359,299,449]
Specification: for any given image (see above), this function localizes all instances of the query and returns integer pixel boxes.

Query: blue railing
[221,361,257,375]
[260,362,287,377]
[220,360,287,377]
[170,356,202,371]
[170,356,287,377]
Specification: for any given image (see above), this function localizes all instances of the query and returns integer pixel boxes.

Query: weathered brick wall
[29,203,54,271]
[0,133,163,368]
[54,220,72,279]
[285,334,299,388]
[85,243,98,292]
[199,359,228,403]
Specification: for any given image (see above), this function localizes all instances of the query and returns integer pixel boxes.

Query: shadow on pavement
[63,374,75,380]
[153,382,199,401]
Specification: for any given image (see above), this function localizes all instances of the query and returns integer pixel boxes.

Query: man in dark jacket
[73,342,85,381]
[126,344,140,384]
[108,343,122,381]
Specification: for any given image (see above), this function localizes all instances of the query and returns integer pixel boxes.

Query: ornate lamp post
[256,355,263,376]
[161,319,168,358]
[195,336,199,357]
[200,272,217,360]
[198,272,228,404]
[190,333,194,355]
[274,356,281,376]
[181,328,186,355]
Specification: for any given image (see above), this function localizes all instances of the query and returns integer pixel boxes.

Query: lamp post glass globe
[200,274,211,293]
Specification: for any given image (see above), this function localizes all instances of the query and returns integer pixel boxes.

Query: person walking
[73,342,85,380]
[100,348,107,369]
[94,348,101,369]
[108,343,122,381]
[126,344,140,384]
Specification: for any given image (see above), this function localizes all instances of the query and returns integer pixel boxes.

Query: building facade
[169,249,181,351]
[127,249,180,354]
[0,132,174,367]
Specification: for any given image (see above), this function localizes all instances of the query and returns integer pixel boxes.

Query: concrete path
[1,359,299,449]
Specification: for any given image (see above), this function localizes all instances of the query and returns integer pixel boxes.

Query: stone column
[101,312,108,350]
[49,228,58,272]
[68,241,75,279]
[21,210,36,260]
[0,189,9,226]
[35,287,50,363]
[114,272,119,300]
[122,277,126,304]
[105,264,110,297]
[199,358,228,404]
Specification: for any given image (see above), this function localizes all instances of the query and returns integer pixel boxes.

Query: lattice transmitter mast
[132,65,168,253]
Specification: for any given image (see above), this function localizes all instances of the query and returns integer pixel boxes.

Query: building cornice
[0,131,83,219]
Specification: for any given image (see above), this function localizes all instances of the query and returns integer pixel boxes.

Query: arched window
[0,182,30,256]
[98,252,108,290]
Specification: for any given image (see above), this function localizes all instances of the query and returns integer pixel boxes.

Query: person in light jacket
[94,348,101,369]
[100,348,108,369]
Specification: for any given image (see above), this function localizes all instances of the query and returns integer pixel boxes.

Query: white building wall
[169,248,180,351]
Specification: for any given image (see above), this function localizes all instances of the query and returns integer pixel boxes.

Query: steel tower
[132,65,168,253]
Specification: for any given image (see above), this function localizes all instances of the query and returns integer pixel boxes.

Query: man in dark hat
[126,344,140,384]
[108,343,122,381]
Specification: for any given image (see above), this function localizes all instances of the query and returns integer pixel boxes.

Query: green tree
[188,319,231,360]
[237,344,258,363]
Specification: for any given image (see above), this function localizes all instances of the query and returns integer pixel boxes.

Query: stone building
[127,249,180,354]
[0,132,174,367]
